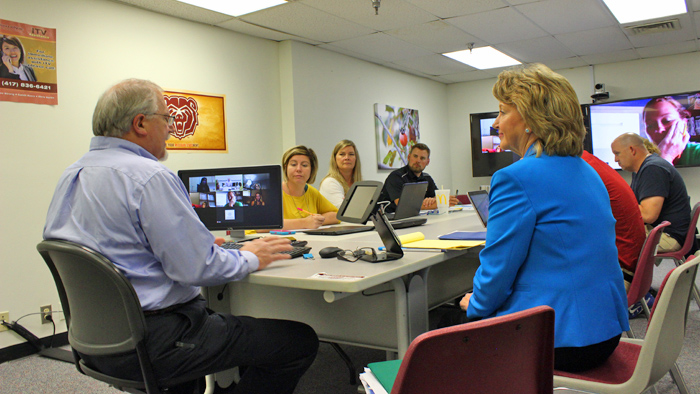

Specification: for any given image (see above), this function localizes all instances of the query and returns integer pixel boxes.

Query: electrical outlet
[0,311,9,332]
[40,305,52,324]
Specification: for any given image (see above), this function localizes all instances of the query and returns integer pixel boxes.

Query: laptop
[467,190,489,228]
[385,182,428,220]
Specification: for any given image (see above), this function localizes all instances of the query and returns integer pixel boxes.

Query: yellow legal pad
[397,232,485,250]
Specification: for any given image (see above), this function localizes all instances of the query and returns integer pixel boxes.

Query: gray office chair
[37,239,205,394]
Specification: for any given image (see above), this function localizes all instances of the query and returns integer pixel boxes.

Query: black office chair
[37,239,205,394]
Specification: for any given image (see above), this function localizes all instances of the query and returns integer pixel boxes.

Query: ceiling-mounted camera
[591,83,610,102]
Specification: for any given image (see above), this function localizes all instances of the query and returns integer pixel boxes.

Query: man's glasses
[147,113,176,126]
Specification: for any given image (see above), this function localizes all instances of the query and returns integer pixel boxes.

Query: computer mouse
[319,246,344,259]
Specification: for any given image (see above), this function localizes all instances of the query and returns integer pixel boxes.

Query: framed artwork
[164,90,227,152]
[374,103,420,170]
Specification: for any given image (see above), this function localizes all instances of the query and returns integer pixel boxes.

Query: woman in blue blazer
[460,64,629,372]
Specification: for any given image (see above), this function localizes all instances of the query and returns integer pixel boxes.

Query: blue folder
[438,231,487,241]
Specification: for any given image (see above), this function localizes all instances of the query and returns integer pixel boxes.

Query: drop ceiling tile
[539,56,589,71]
[447,7,549,44]
[636,40,699,58]
[325,32,435,63]
[496,36,575,63]
[240,2,375,42]
[385,20,486,54]
[216,19,319,44]
[300,0,438,31]
[439,69,500,83]
[403,0,507,18]
[517,0,616,35]
[580,49,640,65]
[392,54,474,75]
[555,26,632,56]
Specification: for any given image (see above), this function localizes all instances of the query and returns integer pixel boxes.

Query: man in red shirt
[582,151,646,285]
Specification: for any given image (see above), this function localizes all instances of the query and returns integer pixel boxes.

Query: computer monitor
[178,165,283,237]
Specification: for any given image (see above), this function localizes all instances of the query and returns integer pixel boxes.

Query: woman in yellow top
[282,145,339,230]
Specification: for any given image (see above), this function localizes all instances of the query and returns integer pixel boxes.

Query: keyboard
[221,242,311,259]
[390,217,428,229]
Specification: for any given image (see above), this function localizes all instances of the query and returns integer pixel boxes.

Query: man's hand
[459,293,472,311]
[421,197,437,210]
[449,195,460,206]
[239,236,293,270]
[214,237,225,246]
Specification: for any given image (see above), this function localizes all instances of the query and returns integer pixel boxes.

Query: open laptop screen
[467,190,489,228]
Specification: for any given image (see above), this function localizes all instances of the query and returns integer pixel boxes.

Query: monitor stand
[226,229,247,242]
[363,208,403,262]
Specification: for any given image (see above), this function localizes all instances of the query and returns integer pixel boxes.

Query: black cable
[217,283,228,300]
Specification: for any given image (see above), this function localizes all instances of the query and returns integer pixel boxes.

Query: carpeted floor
[1,259,698,394]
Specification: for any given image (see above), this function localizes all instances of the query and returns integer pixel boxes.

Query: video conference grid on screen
[187,173,271,209]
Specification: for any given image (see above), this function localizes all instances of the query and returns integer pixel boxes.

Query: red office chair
[655,202,700,309]
[625,221,669,338]
[554,257,699,394]
[366,305,555,394]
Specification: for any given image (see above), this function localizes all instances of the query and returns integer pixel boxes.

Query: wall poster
[374,103,420,170]
[164,90,227,152]
[0,19,57,105]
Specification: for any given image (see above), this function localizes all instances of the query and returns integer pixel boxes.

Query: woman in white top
[319,140,363,208]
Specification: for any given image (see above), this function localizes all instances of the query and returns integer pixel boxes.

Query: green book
[367,359,402,392]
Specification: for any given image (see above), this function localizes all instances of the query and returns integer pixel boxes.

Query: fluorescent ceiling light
[174,0,286,17]
[442,47,521,70]
[601,0,687,24]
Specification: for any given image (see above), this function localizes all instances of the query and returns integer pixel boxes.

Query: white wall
[447,55,700,204]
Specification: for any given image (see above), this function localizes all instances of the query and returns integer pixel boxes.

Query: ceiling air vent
[625,19,680,35]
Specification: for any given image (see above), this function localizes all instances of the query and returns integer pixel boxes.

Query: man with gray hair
[611,132,692,253]
[44,79,318,393]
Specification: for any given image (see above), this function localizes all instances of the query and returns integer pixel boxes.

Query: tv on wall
[470,111,520,177]
[584,91,700,169]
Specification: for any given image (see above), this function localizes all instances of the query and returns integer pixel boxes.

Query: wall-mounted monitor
[584,91,700,169]
[178,165,283,235]
[470,111,520,177]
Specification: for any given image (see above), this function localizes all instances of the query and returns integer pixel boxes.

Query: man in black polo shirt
[379,143,458,212]
[611,133,693,253]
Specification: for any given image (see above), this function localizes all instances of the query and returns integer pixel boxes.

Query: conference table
[204,208,486,358]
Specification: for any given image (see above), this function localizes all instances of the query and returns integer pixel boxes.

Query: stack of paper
[398,232,485,251]
[359,359,402,394]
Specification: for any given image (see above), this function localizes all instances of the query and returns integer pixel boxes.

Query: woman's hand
[1,54,12,71]
[303,213,326,229]
[459,293,472,311]
[658,119,690,163]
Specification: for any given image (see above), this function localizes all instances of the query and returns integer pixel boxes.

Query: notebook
[385,182,428,220]
[467,190,489,228]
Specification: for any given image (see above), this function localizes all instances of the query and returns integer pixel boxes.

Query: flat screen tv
[584,91,700,169]
[470,111,520,177]
[178,165,283,237]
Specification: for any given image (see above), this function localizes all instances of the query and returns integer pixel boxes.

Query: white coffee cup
[435,189,450,214]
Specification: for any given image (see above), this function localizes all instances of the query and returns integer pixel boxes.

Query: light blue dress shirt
[44,137,259,310]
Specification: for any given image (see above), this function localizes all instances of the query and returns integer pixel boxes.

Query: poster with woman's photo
[0,19,57,105]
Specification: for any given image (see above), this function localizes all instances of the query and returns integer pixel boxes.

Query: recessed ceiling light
[442,47,521,70]
[601,0,687,24]
[174,0,287,17]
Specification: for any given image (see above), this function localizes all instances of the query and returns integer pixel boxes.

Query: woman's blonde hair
[492,63,585,157]
[643,138,661,155]
[282,145,319,183]
[322,140,363,193]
